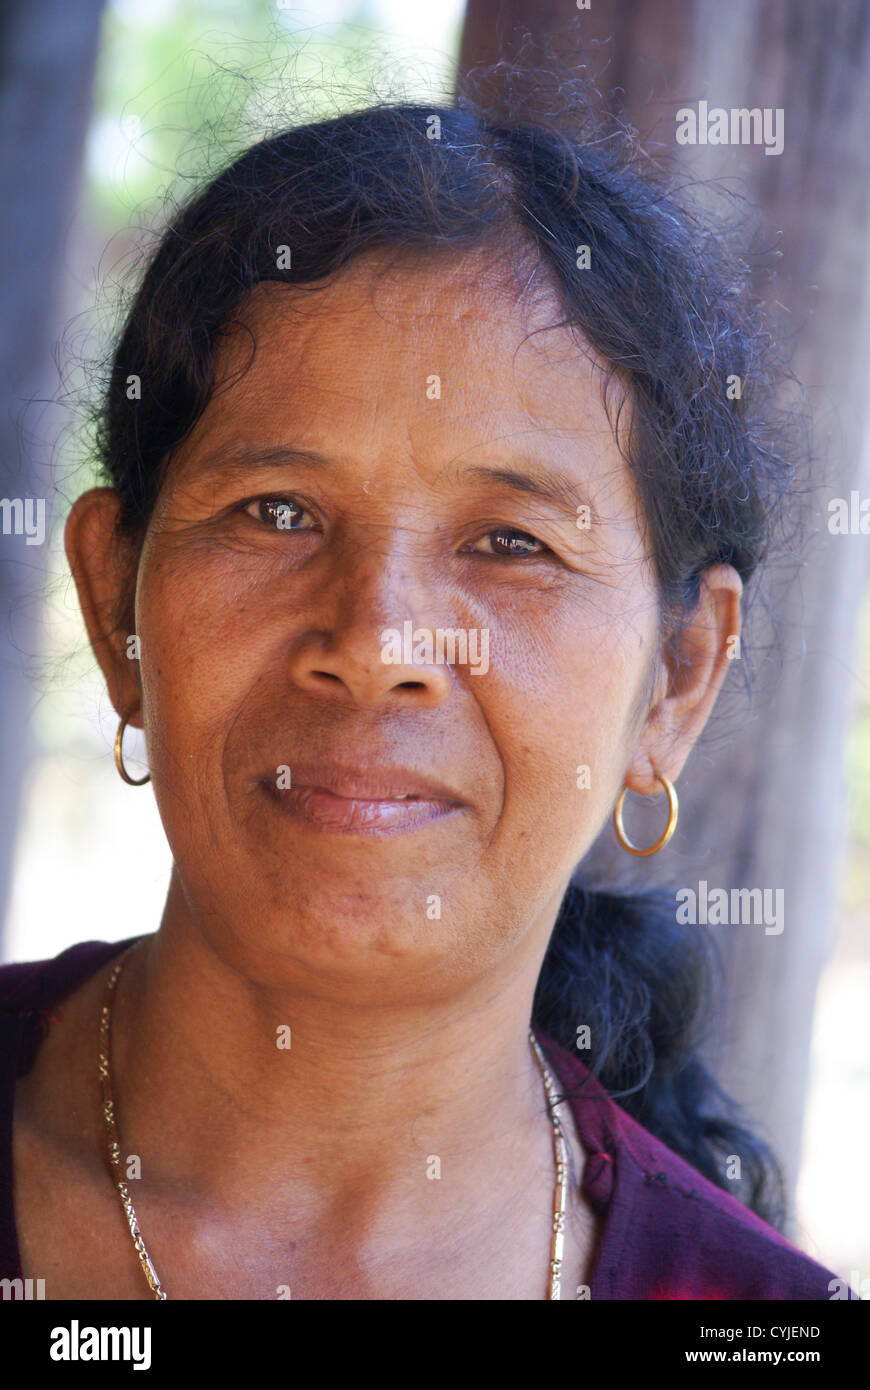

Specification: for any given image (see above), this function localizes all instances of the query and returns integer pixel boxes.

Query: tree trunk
[459,0,870,1226]
[0,0,105,953]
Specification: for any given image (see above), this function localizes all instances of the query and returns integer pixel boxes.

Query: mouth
[257,764,466,837]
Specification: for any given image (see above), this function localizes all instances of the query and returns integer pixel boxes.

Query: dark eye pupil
[492,528,537,555]
[262,499,302,529]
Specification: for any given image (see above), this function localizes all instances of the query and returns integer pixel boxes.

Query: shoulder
[603,1103,840,1301]
[537,1033,848,1301]
[0,937,143,1076]
[0,937,141,1008]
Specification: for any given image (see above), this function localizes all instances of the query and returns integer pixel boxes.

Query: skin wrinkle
[27,245,745,1301]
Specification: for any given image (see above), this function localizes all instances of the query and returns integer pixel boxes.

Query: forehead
[200,249,622,458]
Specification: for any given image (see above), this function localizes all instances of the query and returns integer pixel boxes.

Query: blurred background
[0,0,867,1293]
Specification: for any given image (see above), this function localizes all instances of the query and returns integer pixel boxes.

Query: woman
[0,99,843,1300]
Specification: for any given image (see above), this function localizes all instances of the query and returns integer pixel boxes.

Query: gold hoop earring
[613,772,678,856]
[114,713,151,786]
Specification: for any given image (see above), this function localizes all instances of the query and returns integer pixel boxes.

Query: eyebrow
[196,443,331,477]
[460,463,601,526]
[195,442,601,525]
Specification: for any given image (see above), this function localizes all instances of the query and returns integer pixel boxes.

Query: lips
[266,762,465,805]
[258,761,466,835]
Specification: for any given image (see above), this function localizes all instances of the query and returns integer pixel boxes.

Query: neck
[106,885,572,1237]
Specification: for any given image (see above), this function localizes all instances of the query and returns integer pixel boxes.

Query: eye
[239,496,316,532]
[467,526,549,558]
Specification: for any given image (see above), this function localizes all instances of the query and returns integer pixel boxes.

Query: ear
[624,563,743,795]
[64,488,144,726]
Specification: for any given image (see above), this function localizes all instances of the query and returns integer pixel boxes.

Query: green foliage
[86,0,461,230]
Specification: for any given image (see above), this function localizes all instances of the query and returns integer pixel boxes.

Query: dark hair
[91,93,792,1228]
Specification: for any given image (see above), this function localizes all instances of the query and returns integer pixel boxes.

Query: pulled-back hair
[92,93,793,1229]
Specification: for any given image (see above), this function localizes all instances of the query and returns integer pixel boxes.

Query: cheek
[487,594,651,866]
[133,552,267,792]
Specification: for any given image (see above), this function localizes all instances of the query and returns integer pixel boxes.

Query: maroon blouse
[0,936,845,1299]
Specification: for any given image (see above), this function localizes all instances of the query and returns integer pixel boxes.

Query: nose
[286,544,456,709]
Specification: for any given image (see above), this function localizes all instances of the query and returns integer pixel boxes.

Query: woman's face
[73,250,738,1001]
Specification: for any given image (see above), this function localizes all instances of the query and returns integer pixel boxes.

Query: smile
[259,780,465,836]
